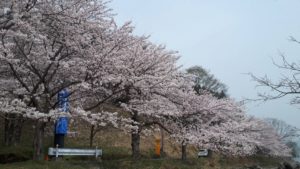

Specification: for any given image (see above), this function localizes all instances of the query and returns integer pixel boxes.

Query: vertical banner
[54,88,70,148]
[55,89,69,135]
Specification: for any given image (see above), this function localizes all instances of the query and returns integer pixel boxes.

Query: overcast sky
[110,0,300,128]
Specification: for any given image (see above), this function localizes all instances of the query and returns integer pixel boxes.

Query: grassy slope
[0,118,287,169]
[0,156,283,169]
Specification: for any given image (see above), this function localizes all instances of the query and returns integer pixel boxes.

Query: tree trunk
[4,114,23,146]
[131,111,141,159]
[14,117,23,145]
[181,142,187,161]
[160,126,165,157]
[33,121,45,160]
[4,114,13,146]
[89,125,95,147]
[131,132,140,159]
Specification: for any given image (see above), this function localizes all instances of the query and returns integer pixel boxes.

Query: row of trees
[0,0,290,160]
[265,118,300,157]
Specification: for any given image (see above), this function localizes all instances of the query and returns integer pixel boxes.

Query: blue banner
[58,88,69,112]
[55,117,68,134]
[55,88,69,134]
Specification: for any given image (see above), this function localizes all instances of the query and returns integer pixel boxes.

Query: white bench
[198,149,209,157]
[48,146,102,159]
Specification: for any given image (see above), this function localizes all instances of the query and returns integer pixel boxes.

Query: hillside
[0,119,296,169]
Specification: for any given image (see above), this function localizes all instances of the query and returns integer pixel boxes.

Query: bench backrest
[48,147,102,158]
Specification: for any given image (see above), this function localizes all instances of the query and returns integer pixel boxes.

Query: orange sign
[155,138,161,157]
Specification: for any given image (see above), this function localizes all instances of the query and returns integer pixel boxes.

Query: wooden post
[55,144,59,160]
[95,146,98,159]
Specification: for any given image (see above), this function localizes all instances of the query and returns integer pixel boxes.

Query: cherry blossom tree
[108,57,290,159]
[150,76,245,160]
[112,40,180,159]
[139,74,290,160]
[0,0,177,160]
[0,0,135,160]
[167,107,291,160]
[119,69,238,159]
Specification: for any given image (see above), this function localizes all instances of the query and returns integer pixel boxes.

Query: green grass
[0,160,100,169]
[0,158,209,169]
[0,156,285,169]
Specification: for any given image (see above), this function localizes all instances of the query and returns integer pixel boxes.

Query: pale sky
[110,0,300,128]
